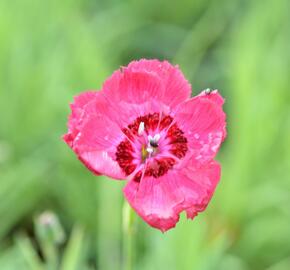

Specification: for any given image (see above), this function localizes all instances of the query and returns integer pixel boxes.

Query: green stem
[122,201,136,270]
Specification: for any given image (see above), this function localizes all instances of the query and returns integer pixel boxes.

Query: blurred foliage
[0,0,289,269]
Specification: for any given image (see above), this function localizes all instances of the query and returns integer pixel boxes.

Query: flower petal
[63,91,97,147]
[63,92,127,179]
[103,68,165,105]
[128,59,191,108]
[73,114,126,179]
[78,150,125,179]
[102,68,170,126]
[183,160,221,219]
[174,92,226,165]
[73,114,123,152]
[123,161,221,232]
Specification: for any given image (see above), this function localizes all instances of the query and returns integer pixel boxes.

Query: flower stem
[122,201,136,270]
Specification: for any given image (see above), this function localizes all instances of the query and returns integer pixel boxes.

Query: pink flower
[63,59,226,232]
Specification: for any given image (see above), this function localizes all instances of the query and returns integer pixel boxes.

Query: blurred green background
[0,0,289,269]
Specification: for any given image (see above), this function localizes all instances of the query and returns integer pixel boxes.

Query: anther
[148,134,160,148]
[149,140,158,148]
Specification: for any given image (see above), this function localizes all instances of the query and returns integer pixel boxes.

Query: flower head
[63,59,226,232]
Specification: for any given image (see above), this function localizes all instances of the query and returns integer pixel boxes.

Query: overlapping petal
[101,69,169,126]
[101,59,191,122]
[63,92,126,179]
[63,91,97,147]
[173,91,226,165]
[127,59,191,108]
[124,160,221,232]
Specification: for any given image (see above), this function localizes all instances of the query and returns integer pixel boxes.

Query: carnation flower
[63,59,226,232]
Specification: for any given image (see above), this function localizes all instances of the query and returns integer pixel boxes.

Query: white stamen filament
[153,134,160,142]
[146,147,154,154]
[138,121,145,135]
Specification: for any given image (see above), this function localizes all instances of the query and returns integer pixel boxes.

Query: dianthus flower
[63,59,226,232]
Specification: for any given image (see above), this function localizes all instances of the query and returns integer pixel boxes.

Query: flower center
[115,113,188,181]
